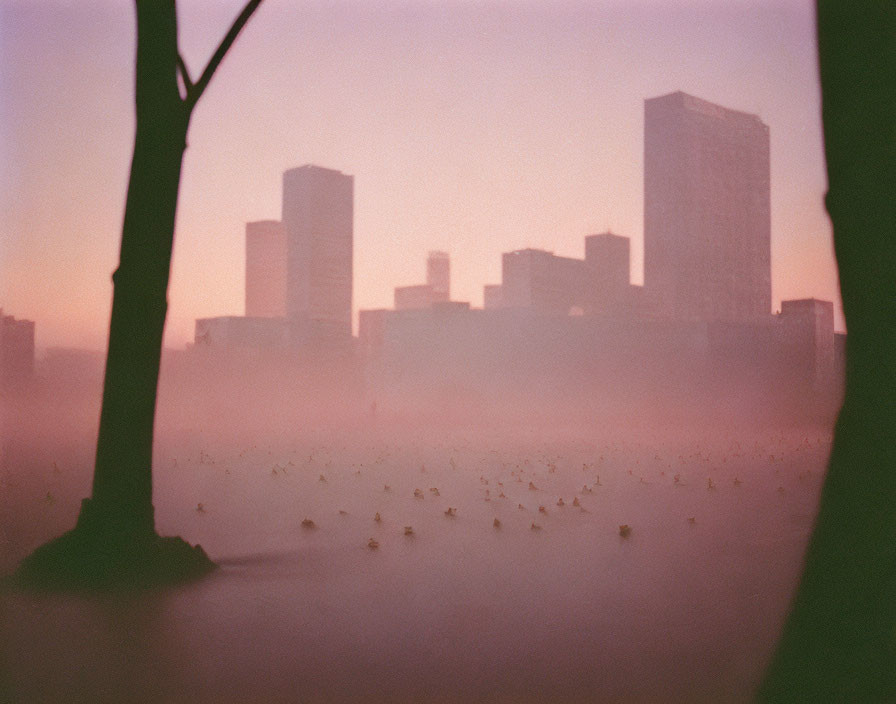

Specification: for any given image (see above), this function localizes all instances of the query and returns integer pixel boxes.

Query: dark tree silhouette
[759,3,895,700]
[17,0,264,588]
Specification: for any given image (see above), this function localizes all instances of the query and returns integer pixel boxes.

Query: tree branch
[177,53,194,93]
[185,0,264,109]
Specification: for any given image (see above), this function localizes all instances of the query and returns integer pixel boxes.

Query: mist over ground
[1,355,839,703]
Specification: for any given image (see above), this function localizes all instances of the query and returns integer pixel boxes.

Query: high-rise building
[245,220,287,317]
[644,91,770,322]
[426,251,450,302]
[282,165,354,337]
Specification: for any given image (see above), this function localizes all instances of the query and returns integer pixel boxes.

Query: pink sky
[1,0,841,351]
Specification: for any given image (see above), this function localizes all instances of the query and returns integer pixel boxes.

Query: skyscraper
[282,165,354,337]
[644,91,771,322]
[245,220,287,318]
[426,251,450,302]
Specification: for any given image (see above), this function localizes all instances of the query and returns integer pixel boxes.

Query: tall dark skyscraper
[644,91,771,322]
[282,165,354,337]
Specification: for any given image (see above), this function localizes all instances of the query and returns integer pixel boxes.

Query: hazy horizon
[1,0,840,353]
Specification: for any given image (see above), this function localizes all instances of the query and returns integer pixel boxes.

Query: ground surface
[1,391,831,703]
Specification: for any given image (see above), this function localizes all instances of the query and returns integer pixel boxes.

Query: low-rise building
[1,310,35,387]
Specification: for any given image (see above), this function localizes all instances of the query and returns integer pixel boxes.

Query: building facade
[195,316,291,350]
[584,232,632,314]
[0,310,35,387]
[395,284,438,311]
[245,220,287,317]
[644,91,771,322]
[282,165,354,337]
[483,284,503,309]
[501,248,591,315]
[777,298,837,389]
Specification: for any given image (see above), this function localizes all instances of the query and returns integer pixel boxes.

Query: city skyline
[216,92,791,339]
[1,0,839,351]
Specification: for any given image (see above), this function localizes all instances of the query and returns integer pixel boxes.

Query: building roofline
[283,164,350,177]
[645,90,765,125]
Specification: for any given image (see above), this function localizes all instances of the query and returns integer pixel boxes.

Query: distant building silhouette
[483,284,503,309]
[245,220,287,317]
[39,347,104,389]
[501,248,591,315]
[282,165,354,339]
[195,316,290,349]
[363,294,841,408]
[1,310,35,387]
[395,284,438,311]
[426,251,450,302]
[358,309,390,357]
[585,232,633,314]
[499,240,642,317]
[644,91,771,322]
[393,251,452,310]
[778,298,837,389]
[191,94,841,405]
[195,164,353,353]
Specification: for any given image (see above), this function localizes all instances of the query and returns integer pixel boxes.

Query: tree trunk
[16,0,263,588]
[77,0,190,543]
[758,3,896,700]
